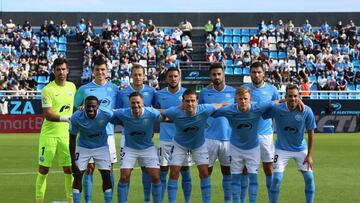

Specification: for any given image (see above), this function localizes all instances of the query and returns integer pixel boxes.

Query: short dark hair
[53,58,68,69]
[250,61,265,72]
[165,68,181,78]
[182,89,198,100]
[93,56,108,67]
[131,63,145,75]
[286,84,300,93]
[209,62,224,72]
[85,95,99,103]
[129,91,143,100]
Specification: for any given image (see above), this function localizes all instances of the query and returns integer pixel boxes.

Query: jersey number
[75,152,80,161]
[274,155,279,163]
[41,147,45,155]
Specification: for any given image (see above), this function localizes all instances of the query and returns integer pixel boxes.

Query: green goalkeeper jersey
[40,81,76,138]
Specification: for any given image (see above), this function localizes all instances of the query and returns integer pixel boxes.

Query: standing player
[69,96,113,203]
[213,87,275,203]
[117,64,156,203]
[243,61,279,202]
[154,68,192,203]
[112,92,162,203]
[264,85,316,203]
[199,63,235,203]
[35,58,76,203]
[74,57,119,202]
[163,89,227,203]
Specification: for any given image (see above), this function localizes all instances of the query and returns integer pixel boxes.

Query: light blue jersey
[243,83,279,136]
[164,104,217,149]
[213,102,271,150]
[199,85,235,141]
[154,87,186,142]
[117,85,156,108]
[74,81,119,136]
[69,108,114,149]
[263,103,316,152]
[111,107,161,150]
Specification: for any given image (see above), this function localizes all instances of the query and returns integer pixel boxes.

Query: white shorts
[89,135,117,164]
[273,149,312,173]
[170,141,209,166]
[120,146,160,169]
[158,140,192,167]
[259,134,275,163]
[230,144,260,174]
[205,138,230,167]
[75,146,112,171]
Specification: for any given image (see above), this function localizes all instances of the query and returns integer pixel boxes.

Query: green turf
[0,133,359,203]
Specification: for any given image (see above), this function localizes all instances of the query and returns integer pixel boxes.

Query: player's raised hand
[207,82,214,89]
[303,154,313,170]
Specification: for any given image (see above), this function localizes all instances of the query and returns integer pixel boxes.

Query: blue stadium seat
[348,84,355,91]
[224,36,232,44]
[58,44,67,52]
[225,60,233,67]
[163,28,173,35]
[93,28,103,36]
[58,36,67,44]
[224,67,233,75]
[215,36,223,43]
[37,84,45,91]
[241,36,250,44]
[356,84,360,90]
[40,36,49,44]
[233,36,241,43]
[243,66,250,75]
[352,60,360,68]
[348,92,358,99]
[310,84,317,91]
[354,67,359,73]
[269,52,278,59]
[224,28,232,36]
[319,92,329,99]
[233,67,242,75]
[37,75,48,84]
[262,50,269,57]
[309,75,316,83]
[310,93,318,99]
[357,35,360,41]
[278,51,286,59]
[339,92,348,99]
[32,27,41,35]
[249,29,258,36]
[241,29,250,36]
[232,29,241,36]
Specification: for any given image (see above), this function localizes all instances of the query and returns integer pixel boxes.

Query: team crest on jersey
[295,114,302,121]
[179,95,183,100]
[68,91,73,96]
[39,156,45,162]
[143,119,149,125]
[261,91,268,96]
[225,93,231,98]
[143,92,149,96]
[98,120,105,126]
[107,87,113,92]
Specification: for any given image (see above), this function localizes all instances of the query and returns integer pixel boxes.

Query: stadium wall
[2,12,360,27]
[0,99,358,133]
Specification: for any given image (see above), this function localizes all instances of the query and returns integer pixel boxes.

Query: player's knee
[263,163,273,176]
[63,166,72,174]
[169,168,180,179]
[38,165,49,175]
[150,174,161,184]
[120,175,130,184]
[220,165,231,175]
[198,168,209,179]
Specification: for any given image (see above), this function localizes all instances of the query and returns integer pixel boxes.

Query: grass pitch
[0,133,359,203]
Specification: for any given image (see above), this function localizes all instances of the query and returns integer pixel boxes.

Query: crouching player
[112,92,162,203]
[69,96,114,203]
[212,87,274,203]
[264,84,316,203]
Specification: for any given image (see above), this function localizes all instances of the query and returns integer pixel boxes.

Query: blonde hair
[236,86,251,96]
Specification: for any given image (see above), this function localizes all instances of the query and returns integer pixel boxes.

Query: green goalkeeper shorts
[38,136,71,167]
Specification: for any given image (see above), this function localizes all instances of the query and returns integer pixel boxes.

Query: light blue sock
[302,172,315,203]
[110,171,114,187]
[222,175,232,202]
[232,174,242,203]
[240,174,248,203]
[180,170,192,203]
[83,173,93,203]
[200,177,211,203]
[248,173,258,203]
[73,191,81,203]
[142,171,152,202]
[266,175,273,202]
[167,179,178,203]
[125,180,130,202]
[160,171,168,203]
[117,182,128,203]
[152,183,162,203]
[104,190,113,203]
[270,172,284,203]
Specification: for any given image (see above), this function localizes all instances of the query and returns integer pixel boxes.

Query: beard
[212,79,223,86]
[168,83,179,89]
